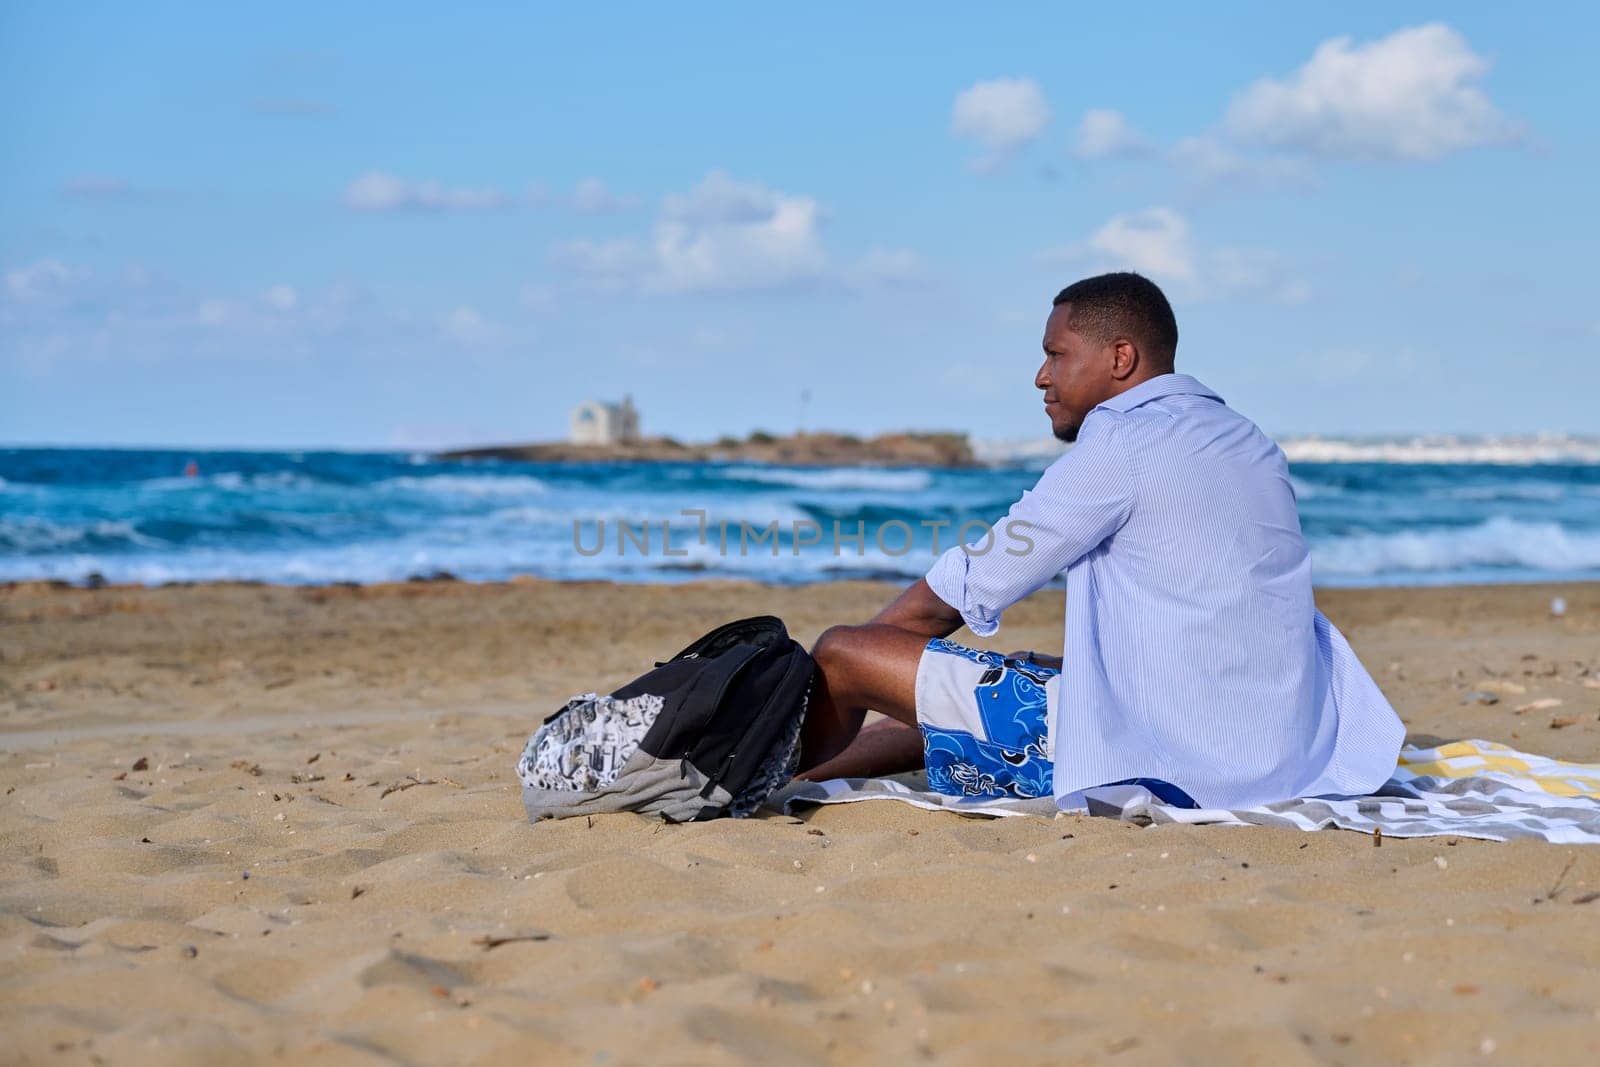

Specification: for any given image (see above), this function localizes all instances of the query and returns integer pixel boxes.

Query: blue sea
[2,444,1599,588]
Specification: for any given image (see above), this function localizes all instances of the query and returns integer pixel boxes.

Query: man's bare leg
[794,578,965,780]
[795,717,923,781]
[795,623,929,776]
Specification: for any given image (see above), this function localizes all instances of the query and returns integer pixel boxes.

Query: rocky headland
[439,430,977,468]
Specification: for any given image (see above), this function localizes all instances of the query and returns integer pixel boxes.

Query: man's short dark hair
[1053,272,1178,365]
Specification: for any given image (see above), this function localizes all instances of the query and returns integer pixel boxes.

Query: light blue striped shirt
[925,373,1404,809]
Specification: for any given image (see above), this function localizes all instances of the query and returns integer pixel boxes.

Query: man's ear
[1110,339,1139,380]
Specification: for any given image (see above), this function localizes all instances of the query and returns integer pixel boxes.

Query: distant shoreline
[438,430,980,468]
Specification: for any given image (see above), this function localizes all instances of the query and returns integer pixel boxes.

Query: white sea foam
[1424,483,1574,502]
[1287,475,1342,499]
[969,437,1069,468]
[978,433,1600,467]
[490,498,821,533]
[15,513,1598,588]
[1281,434,1600,466]
[142,471,323,491]
[375,474,549,497]
[0,517,160,552]
[1311,517,1600,578]
[721,467,934,492]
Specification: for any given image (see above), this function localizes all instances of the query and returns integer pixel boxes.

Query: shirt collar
[1094,373,1223,414]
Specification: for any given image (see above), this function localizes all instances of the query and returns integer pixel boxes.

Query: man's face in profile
[1036,303,1108,443]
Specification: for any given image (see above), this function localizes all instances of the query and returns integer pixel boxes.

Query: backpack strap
[662,615,788,663]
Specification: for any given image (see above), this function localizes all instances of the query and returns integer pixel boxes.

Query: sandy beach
[3,577,1598,1065]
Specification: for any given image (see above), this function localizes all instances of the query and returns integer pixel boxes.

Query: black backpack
[517,616,815,822]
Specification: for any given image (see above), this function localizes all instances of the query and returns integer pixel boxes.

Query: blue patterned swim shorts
[914,638,1059,800]
[914,638,1201,807]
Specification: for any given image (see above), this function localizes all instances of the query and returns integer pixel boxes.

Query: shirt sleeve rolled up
[925,414,1135,635]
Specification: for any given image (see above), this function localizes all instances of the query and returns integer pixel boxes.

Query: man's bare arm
[869,578,963,638]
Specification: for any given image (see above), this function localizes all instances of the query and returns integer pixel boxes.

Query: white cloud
[571,178,640,215]
[555,172,929,295]
[662,171,784,225]
[1224,23,1521,161]
[343,171,513,211]
[1048,207,1310,304]
[1168,136,1316,190]
[1080,207,1196,282]
[439,305,498,346]
[552,237,656,284]
[195,298,240,327]
[3,259,82,302]
[344,172,651,214]
[555,171,829,293]
[262,284,299,312]
[655,190,826,292]
[1071,109,1150,160]
[1,259,470,369]
[951,77,1051,170]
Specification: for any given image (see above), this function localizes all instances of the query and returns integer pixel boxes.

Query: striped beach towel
[776,740,1600,844]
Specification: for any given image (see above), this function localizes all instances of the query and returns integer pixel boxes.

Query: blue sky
[2,3,1597,448]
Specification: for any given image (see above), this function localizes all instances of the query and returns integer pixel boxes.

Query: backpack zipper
[698,649,810,799]
[674,644,762,781]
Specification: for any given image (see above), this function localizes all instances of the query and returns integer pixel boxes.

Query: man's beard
[1053,423,1079,443]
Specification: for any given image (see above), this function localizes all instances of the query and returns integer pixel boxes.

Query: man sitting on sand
[795,272,1404,809]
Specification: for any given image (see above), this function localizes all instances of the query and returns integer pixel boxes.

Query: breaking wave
[719,466,934,493]
[3,446,1598,587]
[1311,517,1600,582]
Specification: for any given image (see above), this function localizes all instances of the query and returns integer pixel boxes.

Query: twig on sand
[472,932,551,950]
[1546,855,1577,900]
[380,775,438,798]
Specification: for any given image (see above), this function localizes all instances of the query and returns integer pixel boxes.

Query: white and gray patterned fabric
[774,740,1600,844]
[518,692,663,793]
[518,686,808,820]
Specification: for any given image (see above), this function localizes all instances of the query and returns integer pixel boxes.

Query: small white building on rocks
[569,396,640,446]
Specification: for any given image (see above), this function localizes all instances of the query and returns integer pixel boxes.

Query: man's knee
[812,623,928,693]
[810,622,927,728]
[811,624,866,674]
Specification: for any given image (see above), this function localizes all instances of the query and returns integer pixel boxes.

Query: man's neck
[1103,368,1174,405]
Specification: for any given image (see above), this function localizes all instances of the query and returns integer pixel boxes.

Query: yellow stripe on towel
[1399,739,1600,799]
